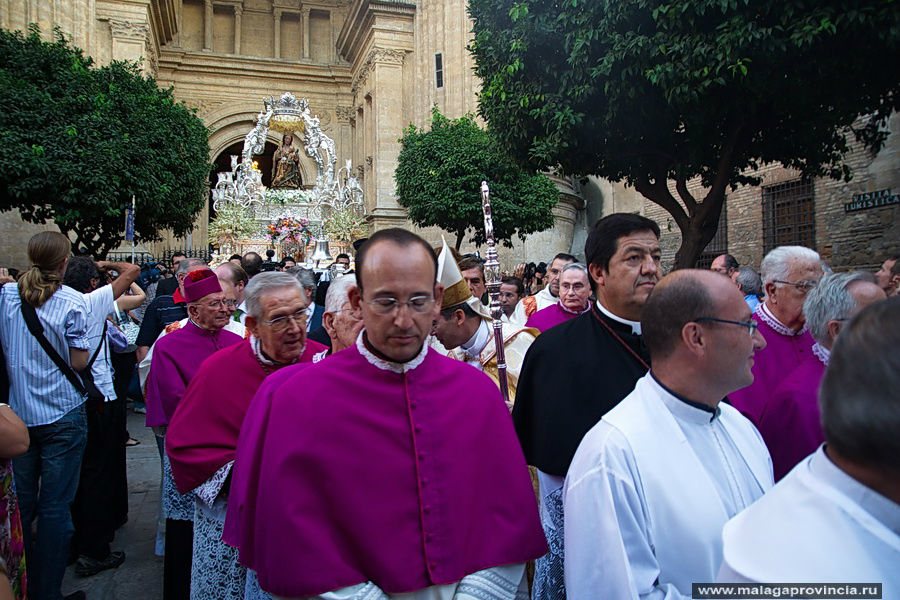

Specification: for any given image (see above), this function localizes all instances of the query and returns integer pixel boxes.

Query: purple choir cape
[223,334,547,597]
[166,337,328,494]
[756,356,826,481]
[728,305,814,426]
[144,320,242,427]
[525,301,586,332]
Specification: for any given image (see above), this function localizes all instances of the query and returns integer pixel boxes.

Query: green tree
[0,26,211,258]
[470,0,900,267]
[395,108,558,250]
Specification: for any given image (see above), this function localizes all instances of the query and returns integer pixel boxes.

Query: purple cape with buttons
[728,307,815,426]
[224,333,547,597]
[756,356,826,481]
[144,320,242,427]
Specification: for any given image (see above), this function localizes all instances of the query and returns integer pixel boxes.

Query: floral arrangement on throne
[323,207,369,250]
[210,203,259,257]
[267,217,312,259]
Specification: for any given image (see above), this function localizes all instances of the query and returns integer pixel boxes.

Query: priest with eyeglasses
[224,228,547,600]
[145,268,243,599]
[564,270,773,600]
[727,245,824,426]
[166,272,327,599]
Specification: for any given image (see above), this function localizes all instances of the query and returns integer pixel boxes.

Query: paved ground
[62,410,164,600]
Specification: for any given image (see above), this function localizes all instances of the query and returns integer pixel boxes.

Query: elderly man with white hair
[166,272,328,599]
[729,245,824,426]
[320,274,364,355]
[756,272,885,481]
[719,296,900,586]
[287,266,326,331]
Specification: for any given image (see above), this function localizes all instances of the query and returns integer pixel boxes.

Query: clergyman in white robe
[719,447,899,586]
[564,373,773,600]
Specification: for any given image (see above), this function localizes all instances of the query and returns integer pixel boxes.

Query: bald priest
[224,228,547,600]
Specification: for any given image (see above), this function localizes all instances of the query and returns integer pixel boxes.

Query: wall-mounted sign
[843,188,899,213]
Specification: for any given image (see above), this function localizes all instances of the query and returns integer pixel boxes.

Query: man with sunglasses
[565,269,773,600]
[145,269,243,599]
[224,228,547,599]
[166,272,327,598]
[729,245,824,427]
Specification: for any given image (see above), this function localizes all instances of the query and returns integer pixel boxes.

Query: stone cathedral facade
[2,0,896,271]
[0,0,599,267]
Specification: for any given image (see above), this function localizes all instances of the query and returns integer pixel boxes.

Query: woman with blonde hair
[0,231,91,600]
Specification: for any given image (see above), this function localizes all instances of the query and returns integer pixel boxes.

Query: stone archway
[207,111,315,189]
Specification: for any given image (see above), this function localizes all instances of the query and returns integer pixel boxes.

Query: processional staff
[480,181,510,406]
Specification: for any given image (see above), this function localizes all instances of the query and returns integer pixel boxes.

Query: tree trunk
[634,178,727,270]
[672,194,726,270]
[454,229,465,251]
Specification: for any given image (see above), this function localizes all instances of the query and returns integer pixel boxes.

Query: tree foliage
[470,0,900,267]
[0,26,211,258]
[395,108,558,250]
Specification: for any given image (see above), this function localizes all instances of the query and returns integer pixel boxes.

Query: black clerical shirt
[512,302,650,477]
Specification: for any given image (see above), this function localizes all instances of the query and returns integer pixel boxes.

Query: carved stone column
[273,9,282,59]
[301,7,311,59]
[233,5,242,55]
[328,10,335,62]
[109,19,152,69]
[362,49,409,227]
[203,0,213,51]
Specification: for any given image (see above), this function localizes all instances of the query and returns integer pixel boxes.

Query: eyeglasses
[695,317,759,337]
[772,279,818,294]
[201,299,235,310]
[366,295,434,315]
[263,308,308,331]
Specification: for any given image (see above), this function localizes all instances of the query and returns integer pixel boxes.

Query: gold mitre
[436,238,493,320]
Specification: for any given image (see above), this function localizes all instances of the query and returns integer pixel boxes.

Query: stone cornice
[157,50,353,87]
[150,0,178,46]
[109,19,151,40]
[273,0,353,10]
[336,0,415,66]
[350,47,407,94]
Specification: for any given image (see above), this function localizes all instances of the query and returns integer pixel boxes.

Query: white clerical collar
[811,342,830,366]
[757,302,807,336]
[460,318,492,360]
[558,299,590,316]
[356,329,428,374]
[250,334,304,368]
[649,372,720,424]
[596,300,642,335]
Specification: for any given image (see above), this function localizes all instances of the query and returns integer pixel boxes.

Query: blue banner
[125,207,135,242]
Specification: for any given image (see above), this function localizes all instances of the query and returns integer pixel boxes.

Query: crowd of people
[0,218,897,600]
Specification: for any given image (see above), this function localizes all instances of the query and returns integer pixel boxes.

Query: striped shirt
[0,283,90,426]
[83,284,116,401]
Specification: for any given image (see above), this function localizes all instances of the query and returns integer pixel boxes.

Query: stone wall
[639,112,900,273]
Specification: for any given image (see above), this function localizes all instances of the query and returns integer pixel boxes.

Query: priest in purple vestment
[225,229,547,599]
[728,246,824,426]
[525,263,592,331]
[759,272,886,481]
[144,268,242,600]
[167,272,328,598]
